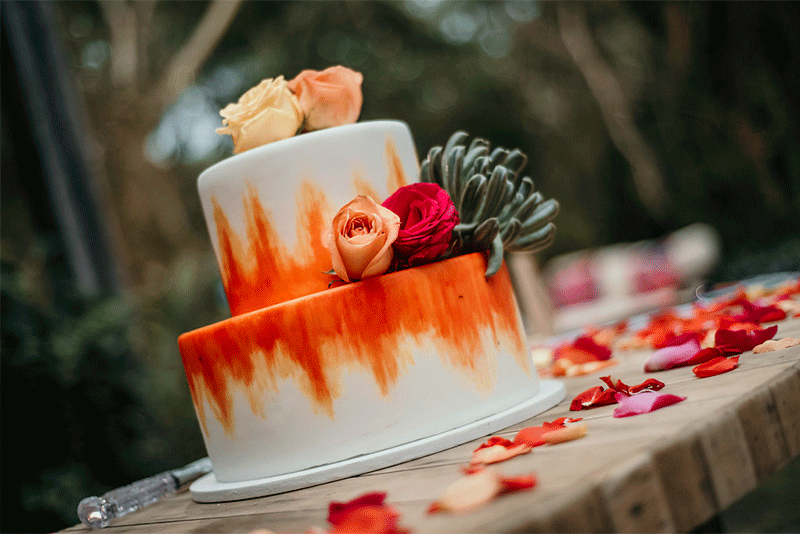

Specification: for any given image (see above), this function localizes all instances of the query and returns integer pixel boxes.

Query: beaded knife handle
[77,457,212,529]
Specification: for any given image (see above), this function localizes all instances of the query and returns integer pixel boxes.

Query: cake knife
[77,457,212,529]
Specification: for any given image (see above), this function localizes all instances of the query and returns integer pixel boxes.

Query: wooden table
[64,317,800,533]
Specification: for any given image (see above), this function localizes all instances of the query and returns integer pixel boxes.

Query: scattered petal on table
[693,356,740,378]
[599,375,665,395]
[569,385,617,411]
[428,469,537,514]
[541,422,588,444]
[498,473,537,492]
[555,335,612,362]
[470,443,531,466]
[328,492,387,526]
[565,358,619,377]
[474,436,515,451]
[715,325,778,354]
[428,469,502,514]
[733,301,787,324]
[685,346,724,366]
[753,337,800,354]
[513,417,581,445]
[644,339,702,372]
[329,505,404,534]
[612,391,687,418]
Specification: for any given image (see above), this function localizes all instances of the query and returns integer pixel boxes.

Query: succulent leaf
[420,131,559,274]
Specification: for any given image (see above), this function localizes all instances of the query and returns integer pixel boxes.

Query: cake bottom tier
[179,253,545,483]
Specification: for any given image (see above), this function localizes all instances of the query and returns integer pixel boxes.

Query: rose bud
[329,196,400,282]
[288,66,363,131]
[216,76,304,153]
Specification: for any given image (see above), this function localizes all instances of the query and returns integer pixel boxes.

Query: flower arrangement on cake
[217,65,560,281]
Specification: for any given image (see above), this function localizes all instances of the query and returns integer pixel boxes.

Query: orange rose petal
[328,506,402,534]
[328,492,387,526]
[541,422,588,444]
[565,358,619,377]
[474,436,515,452]
[469,443,531,466]
[429,469,502,514]
[752,337,800,353]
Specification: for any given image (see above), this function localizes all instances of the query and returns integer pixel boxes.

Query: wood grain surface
[63,316,800,533]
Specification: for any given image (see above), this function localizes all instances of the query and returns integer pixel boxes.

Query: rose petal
[715,325,778,354]
[541,422,588,444]
[470,443,531,466]
[685,346,725,365]
[753,337,800,353]
[644,339,702,372]
[612,391,687,417]
[554,335,612,363]
[692,355,740,378]
[498,474,537,492]
[328,492,387,526]
[512,417,582,446]
[733,301,787,324]
[569,385,617,411]
[429,469,502,513]
[329,506,402,534]
[474,436,516,452]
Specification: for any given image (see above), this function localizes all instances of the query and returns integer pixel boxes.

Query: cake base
[190,379,564,503]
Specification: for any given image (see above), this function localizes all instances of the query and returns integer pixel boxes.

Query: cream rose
[288,66,363,131]
[329,196,400,282]
[216,76,303,153]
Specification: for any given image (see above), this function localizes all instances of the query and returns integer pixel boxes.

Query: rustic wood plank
[596,452,675,533]
[696,408,758,510]
[735,385,790,480]
[770,364,800,456]
[652,434,718,532]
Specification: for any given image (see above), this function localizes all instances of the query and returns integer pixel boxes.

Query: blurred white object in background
[541,223,721,332]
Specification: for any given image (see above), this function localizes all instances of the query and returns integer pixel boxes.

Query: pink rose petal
[612,391,687,418]
[643,339,702,372]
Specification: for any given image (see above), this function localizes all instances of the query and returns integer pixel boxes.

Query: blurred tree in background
[2,1,798,531]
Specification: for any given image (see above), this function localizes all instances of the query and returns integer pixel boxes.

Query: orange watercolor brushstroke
[214,182,336,316]
[213,139,410,316]
[178,253,528,436]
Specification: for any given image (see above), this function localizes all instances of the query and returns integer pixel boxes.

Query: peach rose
[329,196,400,282]
[216,76,303,153]
[288,66,363,131]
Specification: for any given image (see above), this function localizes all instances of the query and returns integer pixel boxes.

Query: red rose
[381,182,459,267]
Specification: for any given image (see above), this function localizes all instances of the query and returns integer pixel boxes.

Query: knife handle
[77,472,177,529]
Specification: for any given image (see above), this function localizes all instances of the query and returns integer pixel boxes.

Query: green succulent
[420,131,560,276]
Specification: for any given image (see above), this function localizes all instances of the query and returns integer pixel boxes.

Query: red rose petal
[499,474,537,492]
[568,385,617,411]
[715,325,778,354]
[693,355,740,378]
[612,391,687,417]
[685,346,724,366]
[629,378,666,394]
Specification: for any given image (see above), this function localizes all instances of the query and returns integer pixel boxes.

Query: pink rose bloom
[329,196,400,282]
[381,183,459,267]
[288,66,363,131]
